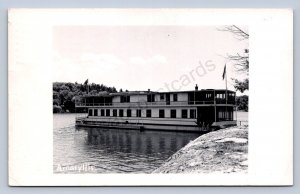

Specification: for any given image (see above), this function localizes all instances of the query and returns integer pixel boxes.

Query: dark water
[53,114,200,173]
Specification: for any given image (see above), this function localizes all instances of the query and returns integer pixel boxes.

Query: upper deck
[75,89,236,108]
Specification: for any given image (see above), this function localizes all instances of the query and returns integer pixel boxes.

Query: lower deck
[76,105,237,132]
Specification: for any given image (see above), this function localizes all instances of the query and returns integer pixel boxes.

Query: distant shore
[152,125,248,173]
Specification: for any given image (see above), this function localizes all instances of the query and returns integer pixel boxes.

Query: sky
[52,26,248,94]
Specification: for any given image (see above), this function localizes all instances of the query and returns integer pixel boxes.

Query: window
[127,109,131,117]
[218,111,226,120]
[147,94,155,102]
[190,109,196,119]
[113,109,117,117]
[106,109,110,117]
[173,94,178,101]
[120,95,130,103]
[119,109,124,117]
[166,93,170,105]
[206,93,212,99]
[182,109,188,118]
[159,109,165,118]
[101,109,105,116]
[94,109,98,116]
[146,109,152,117]
[171,109,176,118]
[216,93,226,99]
[160,94,165,100]
[88,109,93,116]
[136,109,141,117]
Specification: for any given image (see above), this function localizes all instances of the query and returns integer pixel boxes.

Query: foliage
[233,78,249,93]
[53,82,117,113]
[53,105,62,113]
[236,95,248,111]
[221,25,249,93]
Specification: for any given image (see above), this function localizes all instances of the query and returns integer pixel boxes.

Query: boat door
[166,93,170,105]
[197,106,214,126]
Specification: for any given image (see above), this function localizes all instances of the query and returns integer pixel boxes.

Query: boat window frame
[136,109,142,117]
[88,109,93,116]
[119,109,124,117]
[181,109,188,118]
[127,109,132,117]
[160,94,165,101]
[173,93,178,102]
[147,94,155,102]
[159,109,165,118]
[94,109,98,116]
[101,109,105,116]
[113,109,117,117]
[106,109,110,117]
[120,95,130,103]
[170,109,176,118]
[146,109,152,118]
[190,109,196,119]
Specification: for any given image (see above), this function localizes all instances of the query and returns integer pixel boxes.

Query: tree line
[53,82,117,113]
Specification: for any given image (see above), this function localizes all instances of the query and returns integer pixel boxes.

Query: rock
[152,126,248,174]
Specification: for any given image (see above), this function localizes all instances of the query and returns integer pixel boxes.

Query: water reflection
[85,128,199,158]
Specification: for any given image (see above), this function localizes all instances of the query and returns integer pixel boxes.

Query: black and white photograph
[52,25,249,174]
[8,9,292,186]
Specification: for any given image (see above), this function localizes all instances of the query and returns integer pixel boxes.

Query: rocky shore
[153,126,248,173]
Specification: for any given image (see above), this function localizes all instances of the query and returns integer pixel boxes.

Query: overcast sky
[53,26,248,93]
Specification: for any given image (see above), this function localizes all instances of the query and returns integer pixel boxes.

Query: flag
[84,79,89,94]
[222,64,226,80]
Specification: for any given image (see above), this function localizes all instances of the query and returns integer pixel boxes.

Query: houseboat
[75,86,237,132]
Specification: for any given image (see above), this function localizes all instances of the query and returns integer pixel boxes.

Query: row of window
[88,108,196,119]
[120,93,178,103]
[149,93,177,102]
[120,95,130,103]
[218,111,233,120]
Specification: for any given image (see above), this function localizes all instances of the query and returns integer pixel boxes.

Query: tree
[53,99,60,106]
[221,25,249,40]
[64,100,75,112]
[220,25,249,93]
[89,90,98,95]
[236,95,248,111]
[233,78,248,93]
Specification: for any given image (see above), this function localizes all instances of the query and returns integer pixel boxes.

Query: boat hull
[75,117,237,133]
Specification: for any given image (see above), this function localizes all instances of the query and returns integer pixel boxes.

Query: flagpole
[225,64,228,120]
[225,67,228,91]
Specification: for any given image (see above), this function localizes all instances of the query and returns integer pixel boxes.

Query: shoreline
[152,125,248,173]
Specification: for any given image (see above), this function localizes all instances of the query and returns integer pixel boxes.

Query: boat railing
[75,100,235,107]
